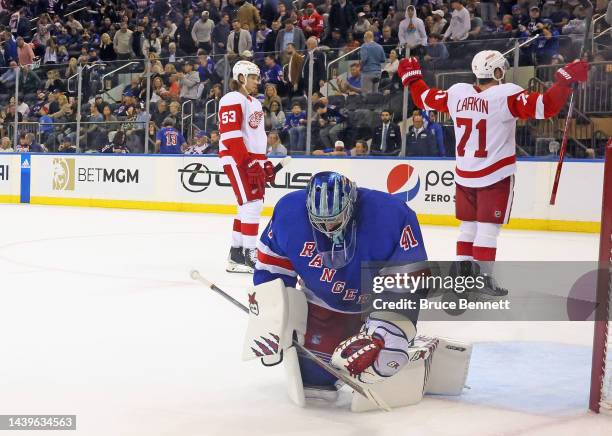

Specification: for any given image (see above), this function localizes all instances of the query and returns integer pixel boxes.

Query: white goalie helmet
[471,50,509,81]
[232,60,260,82]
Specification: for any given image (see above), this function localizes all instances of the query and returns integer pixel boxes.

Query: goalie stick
[549,0,593,205]
[189,269,392,412]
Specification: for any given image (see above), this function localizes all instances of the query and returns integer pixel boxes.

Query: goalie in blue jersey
[251,171,430,400]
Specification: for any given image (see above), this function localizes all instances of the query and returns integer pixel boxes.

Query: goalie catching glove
[331,313,416,384]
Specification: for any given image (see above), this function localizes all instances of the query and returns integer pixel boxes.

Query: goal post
[590,138,612,413]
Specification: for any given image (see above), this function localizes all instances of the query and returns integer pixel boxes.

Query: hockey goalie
[241,171,472,411]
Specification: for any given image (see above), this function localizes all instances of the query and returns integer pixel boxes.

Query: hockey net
[590,138,612,413]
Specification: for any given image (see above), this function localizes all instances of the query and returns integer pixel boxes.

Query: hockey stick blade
[190,270,391,411]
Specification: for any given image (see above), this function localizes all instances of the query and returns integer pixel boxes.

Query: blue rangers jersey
[254,188,428,313]
[157,127,186,154]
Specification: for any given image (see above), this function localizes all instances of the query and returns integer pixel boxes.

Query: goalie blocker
[242,279,472,411]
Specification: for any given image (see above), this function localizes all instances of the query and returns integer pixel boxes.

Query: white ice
[0,205,609,436]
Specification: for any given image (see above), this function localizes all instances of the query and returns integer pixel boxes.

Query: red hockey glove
[397,57,423,87]
[554,60,589,87]
[262,160,276,183]
[244,158,266,195]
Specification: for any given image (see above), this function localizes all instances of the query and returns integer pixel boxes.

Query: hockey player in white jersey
[398,51,589,294]
[218,61,276,273]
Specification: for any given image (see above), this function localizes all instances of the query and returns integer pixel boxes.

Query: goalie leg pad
[242,278,308,361]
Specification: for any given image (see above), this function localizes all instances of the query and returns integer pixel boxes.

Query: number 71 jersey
[444,82,523,188]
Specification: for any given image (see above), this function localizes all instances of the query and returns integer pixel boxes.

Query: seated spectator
[313,140,349,156]
[314,101,346,150]
[262,83,282,111]
[370,110,401,156]
[185,131,217,154]
[322,28,346,55]
[424,34,449,67]
[262,55,283,89]
[16,133,45,153]
[58,136,77,153]
[100,131,130,154]
[337,62,362,95]
[265,100,286,131]
[0,136,14,152]
[267,131,288,156]
[351,139,369,156]
[298,3,324,40]
[406,110,439,156]
[284,103,307,151]
[210,130,220,150]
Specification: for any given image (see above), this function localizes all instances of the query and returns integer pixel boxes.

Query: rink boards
[0,153,604,233]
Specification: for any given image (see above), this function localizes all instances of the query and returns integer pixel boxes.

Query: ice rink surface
[0,204,609,436]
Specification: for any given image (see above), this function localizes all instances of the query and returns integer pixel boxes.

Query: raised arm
[397,57,449,113]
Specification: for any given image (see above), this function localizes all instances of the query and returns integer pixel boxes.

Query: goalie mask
[306,172,358,269]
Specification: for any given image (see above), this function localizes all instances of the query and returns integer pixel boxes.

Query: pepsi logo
[387,164,420,202]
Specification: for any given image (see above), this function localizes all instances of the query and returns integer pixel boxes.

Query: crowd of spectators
[0,0,607,157]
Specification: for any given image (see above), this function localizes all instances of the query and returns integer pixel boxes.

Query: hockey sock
[456,221,476,261]
[238,200,263,250]
[232,218,242,248]
[473,222,501,275]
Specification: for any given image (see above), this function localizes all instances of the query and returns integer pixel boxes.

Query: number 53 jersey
[217,91,267,165]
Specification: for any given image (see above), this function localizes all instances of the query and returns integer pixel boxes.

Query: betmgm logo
[52,158,75,191]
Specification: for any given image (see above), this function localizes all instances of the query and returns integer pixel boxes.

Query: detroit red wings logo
[249,111,264,129]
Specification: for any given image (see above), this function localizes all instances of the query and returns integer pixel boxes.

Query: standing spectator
[274,3,292,24]
[314,101,346,150]
[237,0,261,32]
[143,29,162,57]
[398,6,427,57]
[132,22,146,59]
[423,110,446,157]
[300,37,326,94]
[156,117,186,154]
[370,109,401,155]
[276,19,306,59]
[16,37,35,66]
[267,131,288,156]
[177,16,197,55]
[262,55,283,88]
[263,20,282,53]
[212,13,231,54]
[227,19,252,55]
[424,33,449,67]
[406,110,437,156]
[284,102,307,151]
[2,31,17,64]
[353,12,372,41]
[192,11,215,53]
[178,60,201,103]
[329,0,357,35]
[443,0,471,42]
[256,22,271,52]
[377,26,399,56]
[99,33,117,62]
[283,44,304,97]
[479,0,498,25]
[113,22,134,60]
[468,7,483,38]
[430,10,448,35]
[298,3,324,40]
[360,31,386,94]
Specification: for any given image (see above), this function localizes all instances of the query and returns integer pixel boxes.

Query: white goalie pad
[350,335,472,412]
[242,279,308,362]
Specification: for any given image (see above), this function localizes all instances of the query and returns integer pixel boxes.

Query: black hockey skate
[243,248,257,273]
[226,246,252,274]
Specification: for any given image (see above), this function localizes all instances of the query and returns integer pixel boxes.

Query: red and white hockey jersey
[218,91,267,166]
[411,80,572,187]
